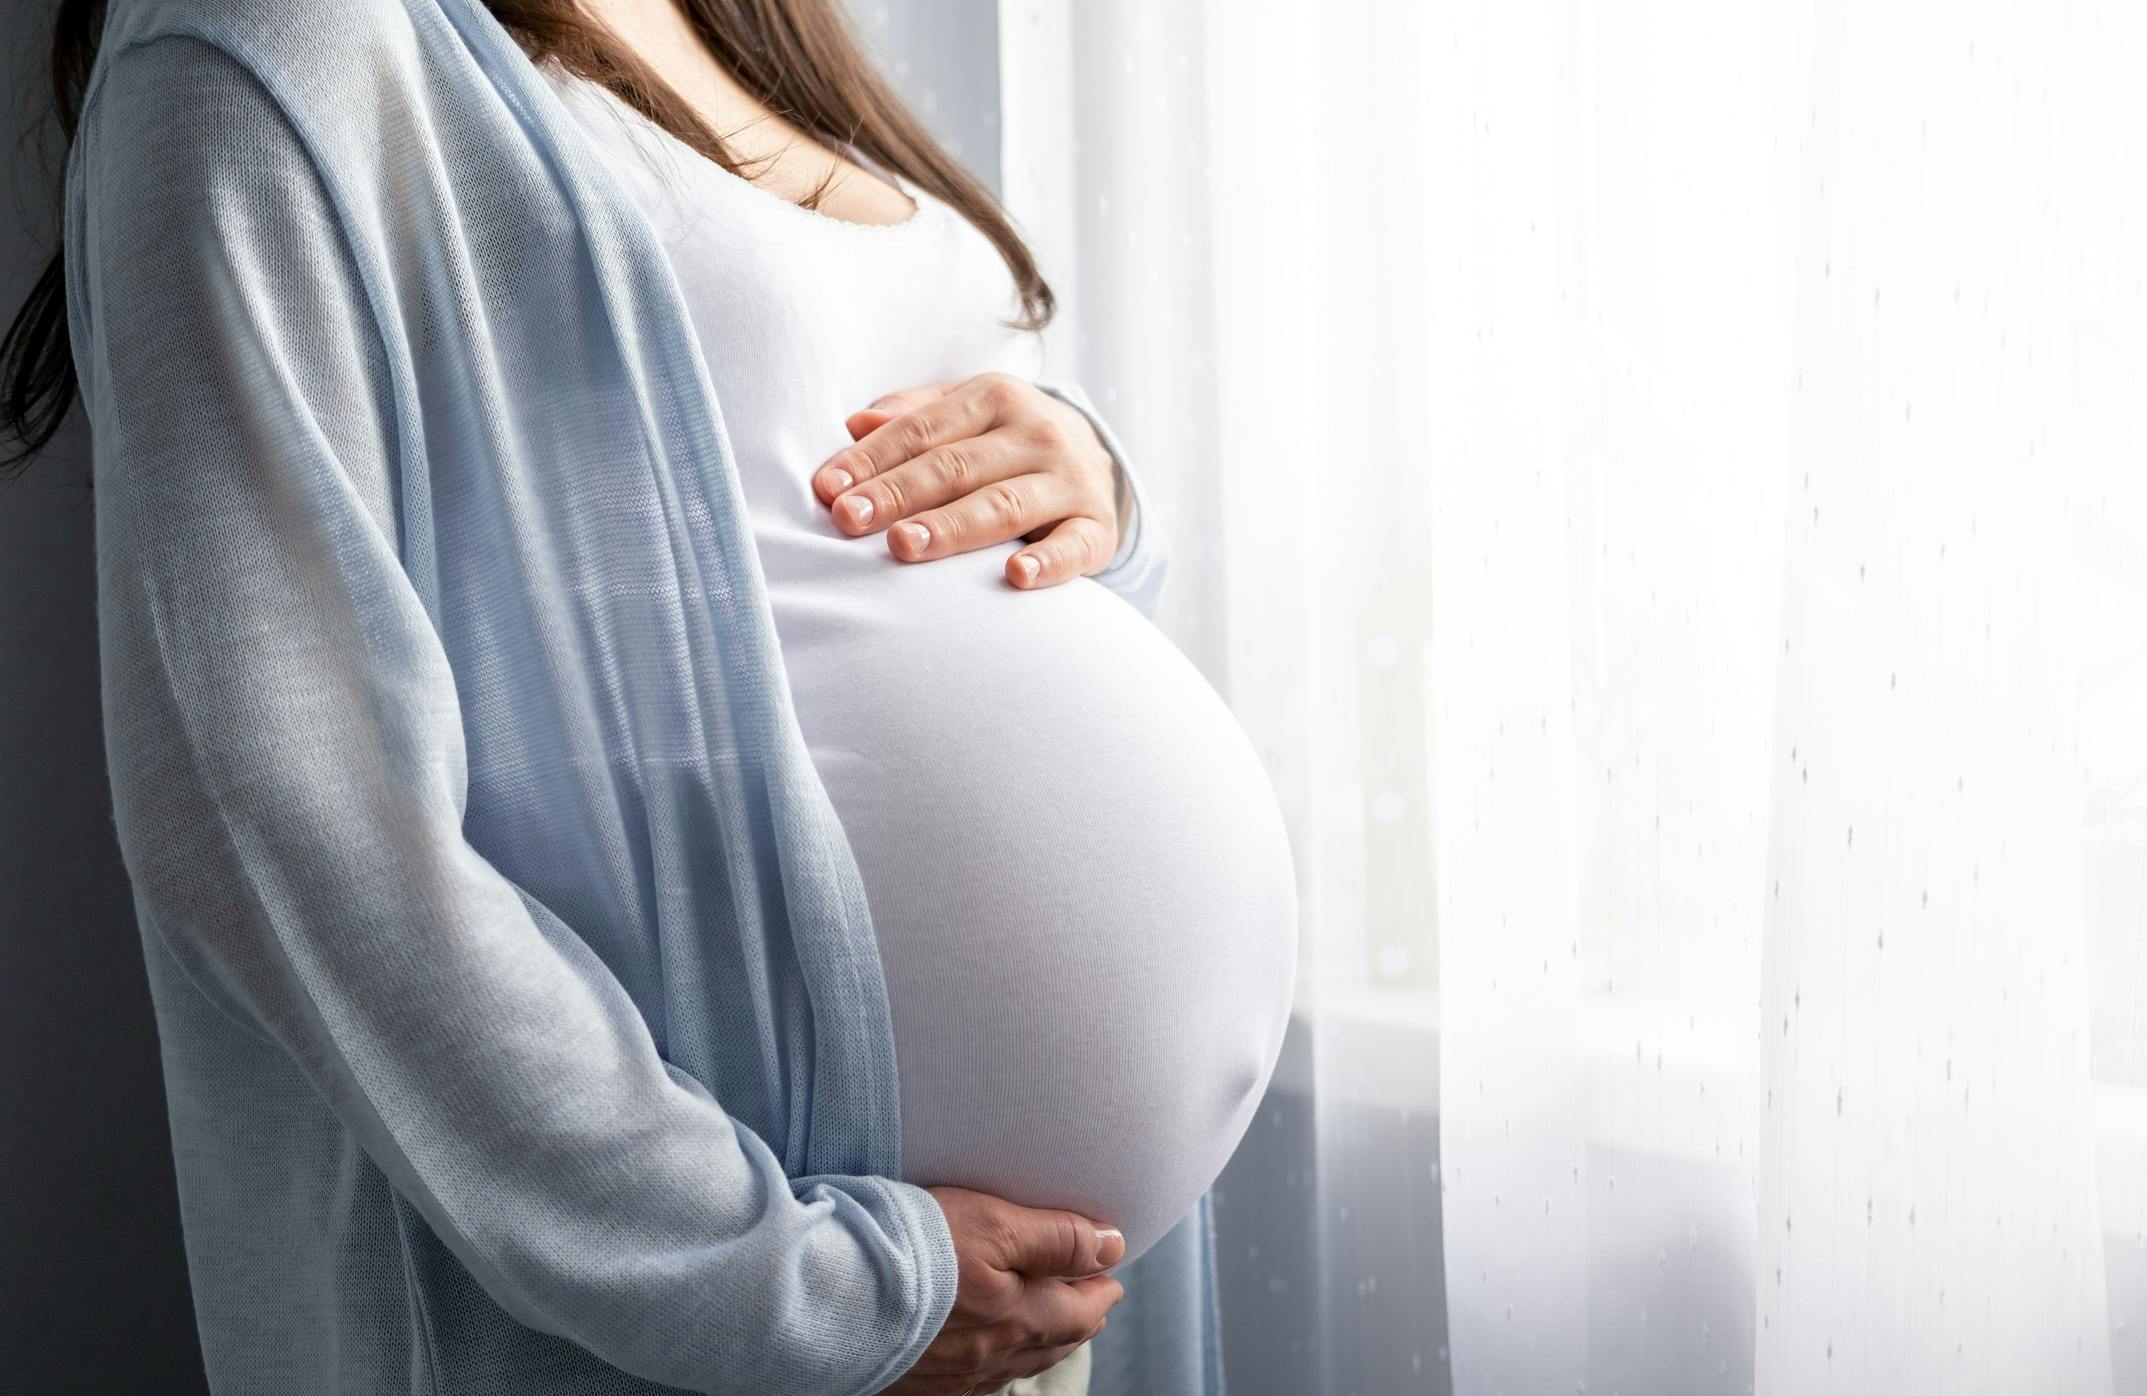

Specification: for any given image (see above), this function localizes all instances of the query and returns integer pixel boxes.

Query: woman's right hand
[882,1186,1127,1395]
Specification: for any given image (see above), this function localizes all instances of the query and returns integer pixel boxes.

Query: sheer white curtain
[996,2,2147,1393]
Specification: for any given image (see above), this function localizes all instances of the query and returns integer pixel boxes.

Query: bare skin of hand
[880,1186,1126,1396]
[813,372,1129,591]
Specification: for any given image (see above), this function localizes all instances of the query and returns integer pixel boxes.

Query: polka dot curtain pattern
[996,1,2147,1393]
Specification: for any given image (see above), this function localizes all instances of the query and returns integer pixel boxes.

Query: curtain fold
[996,1,2145,1392]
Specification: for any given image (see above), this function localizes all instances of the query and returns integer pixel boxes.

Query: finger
[1006,514,1117,590]
[817,390,990,508]
[841,406,900,445]
[907,1279,1118,1376]
[864,378,965,417]
[887,470,1079,562]
[815,373,1023,503]
[995,1337,1095,1385]
[982,1200,1127,1277]
[1012,1272,1123,1346]
[828,428,1030,540]
[841,380,964,447]
[900,1322,1018,1378]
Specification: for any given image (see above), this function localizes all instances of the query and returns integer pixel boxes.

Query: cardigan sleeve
[71,35,953,1396]
[1031,379,1170,618]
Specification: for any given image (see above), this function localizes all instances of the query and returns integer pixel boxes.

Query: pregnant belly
[767,543,1298,1265]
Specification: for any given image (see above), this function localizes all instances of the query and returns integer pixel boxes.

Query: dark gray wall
[0,3,997,1391]
[0,5,208,1391]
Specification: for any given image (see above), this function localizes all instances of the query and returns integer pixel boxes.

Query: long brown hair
[0,0,1054,476]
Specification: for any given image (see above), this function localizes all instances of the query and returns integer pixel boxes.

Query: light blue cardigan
[64,1,1220,1392]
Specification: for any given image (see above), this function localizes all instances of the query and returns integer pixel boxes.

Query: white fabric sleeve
[70,35,953,1395]
[1032,379,1170,618]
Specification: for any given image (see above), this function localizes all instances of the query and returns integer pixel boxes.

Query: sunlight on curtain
[1002,4,1444,1389]
[996,2,2147,1393]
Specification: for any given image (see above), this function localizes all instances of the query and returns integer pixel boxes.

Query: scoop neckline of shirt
[701,143,936,237]
[561,67,939,238]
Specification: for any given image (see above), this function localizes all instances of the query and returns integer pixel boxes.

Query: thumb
[994,1204,1127,1278]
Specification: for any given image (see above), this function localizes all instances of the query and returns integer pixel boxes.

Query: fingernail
[893,521,929,554]
[838,494,875,528]
[823,466,853,493]
[1096,1227,1125,1267]
[1012,553,1040,585]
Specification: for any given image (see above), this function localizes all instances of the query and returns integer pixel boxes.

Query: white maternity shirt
[547,65,1297,1264]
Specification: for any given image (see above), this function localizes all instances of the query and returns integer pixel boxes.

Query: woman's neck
[574,0,768,143]
[571,0,919,226]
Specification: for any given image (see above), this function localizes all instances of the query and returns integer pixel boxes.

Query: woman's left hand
[811,371,1124,590]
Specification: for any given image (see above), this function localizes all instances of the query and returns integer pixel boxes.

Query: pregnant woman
[5,0,1295,1393]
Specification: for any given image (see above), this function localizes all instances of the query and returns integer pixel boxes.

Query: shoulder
[88,0,433,142]
[65,9,389,368]
[100,0,422,59]
[66,10,406,523]
[77,0,472,253]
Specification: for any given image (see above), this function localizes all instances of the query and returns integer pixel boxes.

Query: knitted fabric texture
[64,1,1213,1391]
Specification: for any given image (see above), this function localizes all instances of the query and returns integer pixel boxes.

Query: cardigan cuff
[803,1172,962,1395]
